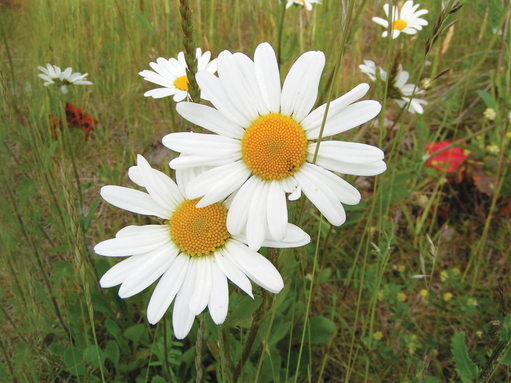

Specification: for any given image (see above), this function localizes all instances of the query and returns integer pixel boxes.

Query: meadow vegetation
[1,0,511,382]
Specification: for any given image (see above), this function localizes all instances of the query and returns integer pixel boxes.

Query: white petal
[306,100,382,139]
[254,42,281,113]
[226,175,260,235]
[128,164,184,204]
[314,156,388,176]
[207,262,229,324]
[372,17,389,28]
[308,141,384,164]
[266,180,287,241]
[196,71,251,127]
[215,249,253,298]
[301,83,370,133]
[299,163,361,205]
[189,256,213,315]
[172,258,197,339]
[137,155,180,212]
[100,186,170,219]
[169,152,241,169]
[144,88,177,99]
[100,254,148,288]
[246,180,269,251]
[294,167,346,226]
[261,223,310,248]
[281,51,325,123]
[94,225,171,256]
[146,253,189,324]
[175,102,245,139]
[224,240,284,294]
[162,132,241,157]
[217,51,264,121]
[118,243,179,298]
[233,52,270,116]
[187,161,251,206]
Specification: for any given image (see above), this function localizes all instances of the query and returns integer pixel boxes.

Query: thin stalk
[195,313,204,383]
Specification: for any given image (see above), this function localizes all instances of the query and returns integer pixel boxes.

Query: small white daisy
[163,42,386,251]
[138,47,217,102]
[94,155,309,339]
[360,61,427,114]
[37,64,92,94]
[372,1,428,39]
[286,0,322,11]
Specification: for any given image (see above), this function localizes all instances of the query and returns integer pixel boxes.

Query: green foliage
[451,332,478,383]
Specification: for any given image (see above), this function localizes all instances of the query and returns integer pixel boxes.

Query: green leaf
[63,347,85,376]
[83,344,105,368]
[90,290,112,315]
[451,332,478,383]
[499,314,511,343]
[225,296,262,326]
[307,316,335,344]
[124,323,147,345]
[105,340,120,368]
[152,377,167,383]
[476,90,496,109]
[105,319,123,342]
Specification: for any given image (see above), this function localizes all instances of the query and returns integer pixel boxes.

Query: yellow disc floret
[241,113,307,180]
[392,19,407,31]
[169,199,230,257]
[174,75,189,91]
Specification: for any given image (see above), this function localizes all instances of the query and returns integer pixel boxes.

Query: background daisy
[94,155,310,339]
[138,47,217,101]
[372,1,429,39]
[37,64,92,94]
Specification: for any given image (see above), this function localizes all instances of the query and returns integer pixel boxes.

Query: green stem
[180,0,200,104]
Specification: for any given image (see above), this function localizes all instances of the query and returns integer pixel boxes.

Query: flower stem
[179,0,200,104]
[195,313,204,383]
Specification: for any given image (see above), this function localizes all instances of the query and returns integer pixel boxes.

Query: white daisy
[138,47,217,102]
[286,0,322,11]
[37,64,92,94]
[162,42,386,251]
[372,1,428,39]
[360,61,427,114]
[94,155,309,339]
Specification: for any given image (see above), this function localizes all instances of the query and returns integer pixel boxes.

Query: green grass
[1,0,511,382]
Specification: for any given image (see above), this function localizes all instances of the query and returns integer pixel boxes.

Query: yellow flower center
[169,199,230,257]
[174,75,189,92]
[241,113,308,180]
[392,19,407,31]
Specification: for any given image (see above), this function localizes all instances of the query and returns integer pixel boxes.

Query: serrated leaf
[451,332,478,383]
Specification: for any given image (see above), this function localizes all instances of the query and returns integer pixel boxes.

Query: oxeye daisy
[162,42,386,251]
[37,64,92,94]
[94,155,310,339]
[360,61,427,114]
[138,47,217,102]
[286,0,322,11]
[372,1,428,39]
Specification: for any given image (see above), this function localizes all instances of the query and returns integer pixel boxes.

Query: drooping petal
[226,175,260,235]
[146,253,189,324]
[189,256,213,315]
[208,262,229,324]
[224,240,284,294]
[215,249,253,298]
[267,180,287,241]
[172,258,197,339]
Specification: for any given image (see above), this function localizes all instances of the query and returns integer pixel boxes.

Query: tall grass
[1,0,511,381]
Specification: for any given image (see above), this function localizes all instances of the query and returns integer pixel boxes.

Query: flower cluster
[95,43,386,339]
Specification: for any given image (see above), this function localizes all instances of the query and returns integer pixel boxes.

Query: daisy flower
[359,61,427,114]
[286,0,322,11]
[37,64,92,94]
[94,155,310,339]
[138,47,217,102]
[372,1,428,39]
[163,42,386,251]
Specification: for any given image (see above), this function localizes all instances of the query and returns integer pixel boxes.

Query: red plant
[48,102,97,140]
[425,141,469,173]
